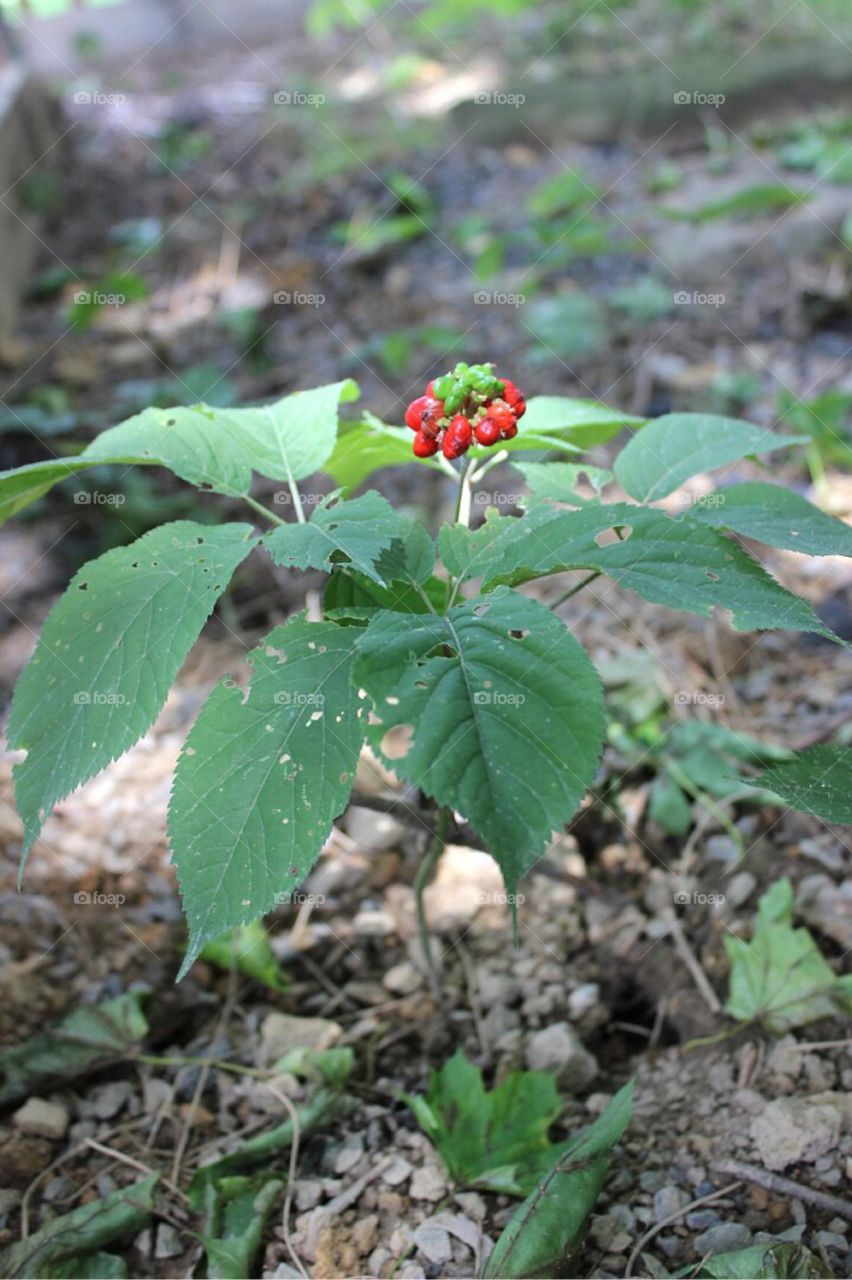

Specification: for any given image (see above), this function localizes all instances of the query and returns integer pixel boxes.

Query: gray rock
[294,1179,322,1211]
[590,1211,632,1252]
[639,1169,666,1192]
[525,1022,597,1090]
[815,1231,848,1251]
[414,1220,453,1265]
[12,1097,70,1140]
[478,971,522,1006]
[751,1098,843,1171]
[382,1156,413,1186]
[686,1209,720,1229]
[694,1222,752,1254]
[654,1185,688,1223]
[259,1012,342,1065]
[383,962,423,995]
[154,1224,183,1259]
[568,982,601,1020]
[725,871,757,908]
[86,1081,133,1120]
[345,807,407,853]
[333,1134,364,1175]
[410,1165,447,1201]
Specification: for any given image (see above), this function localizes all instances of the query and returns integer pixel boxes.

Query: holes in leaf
[385,695,400,706]
[595,524,632,548]
[196,537,204,545]
[382,724,414,760]
[508,629,528,640]
[78,582,88,591]
[704,570,720,582]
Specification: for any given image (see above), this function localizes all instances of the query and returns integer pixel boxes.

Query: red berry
[485,399,516,432]
[513,397,526,419]
[449,414,472,446]
[474,418,501,446]
[500,378,522,407]
[442,415,472,459]
[500,420,518,440]
[413,430,439,458]
[405,395,444,434]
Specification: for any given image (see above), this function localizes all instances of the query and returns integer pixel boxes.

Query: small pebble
[410,1165,447,1201]
[694,1222,752,1254]
[12,1098,70,1141]
[654,1185,688,1223]
[414,1221,453,1265]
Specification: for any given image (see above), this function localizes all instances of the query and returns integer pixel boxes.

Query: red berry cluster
[404,362,526,460]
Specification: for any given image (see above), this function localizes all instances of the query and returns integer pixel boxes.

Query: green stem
[414,808,450,983]
[665,759,744,855]
[244,494,286,527]
[139,1053,268,1079]
[468,447,509,486]
[454,457,474,527]
[549,571,601,609]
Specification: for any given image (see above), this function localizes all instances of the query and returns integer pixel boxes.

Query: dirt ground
[1,14,852,1280]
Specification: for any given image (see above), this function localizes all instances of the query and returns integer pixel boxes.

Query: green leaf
[750,743,852,824]
[354,588,605,891]
[0,456,146,528]
[322,520,443,618]
[663,182,808,224]
[42,1252,128,1278]
[84,381,359,497]
[520,395,642,447]
[199,922,288,992]
[0,991,149,1108]
[404,1050,573,1196]
[170,617,365,975]
[687,482,852,557]
[9,521,257,863]
[724,878,852,1033]
[200,1175,284,1280]
[613,414,808,502]
[480,1082,633,1279]
[514,461,613,505]
[263,490,403,584]
[2,1174,159,1279]
[456,503,836,639]
[189,1088,353,1202]
[676,1242,825,1279]
[323,415,439,494]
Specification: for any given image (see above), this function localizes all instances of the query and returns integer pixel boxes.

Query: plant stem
[454,457,474,527]
[549,571,601,609]
[468,448,509,486]
[244,494,286,527]
[414,807,450,987]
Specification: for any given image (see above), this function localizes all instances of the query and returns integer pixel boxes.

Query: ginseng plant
[3,363,851,978]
